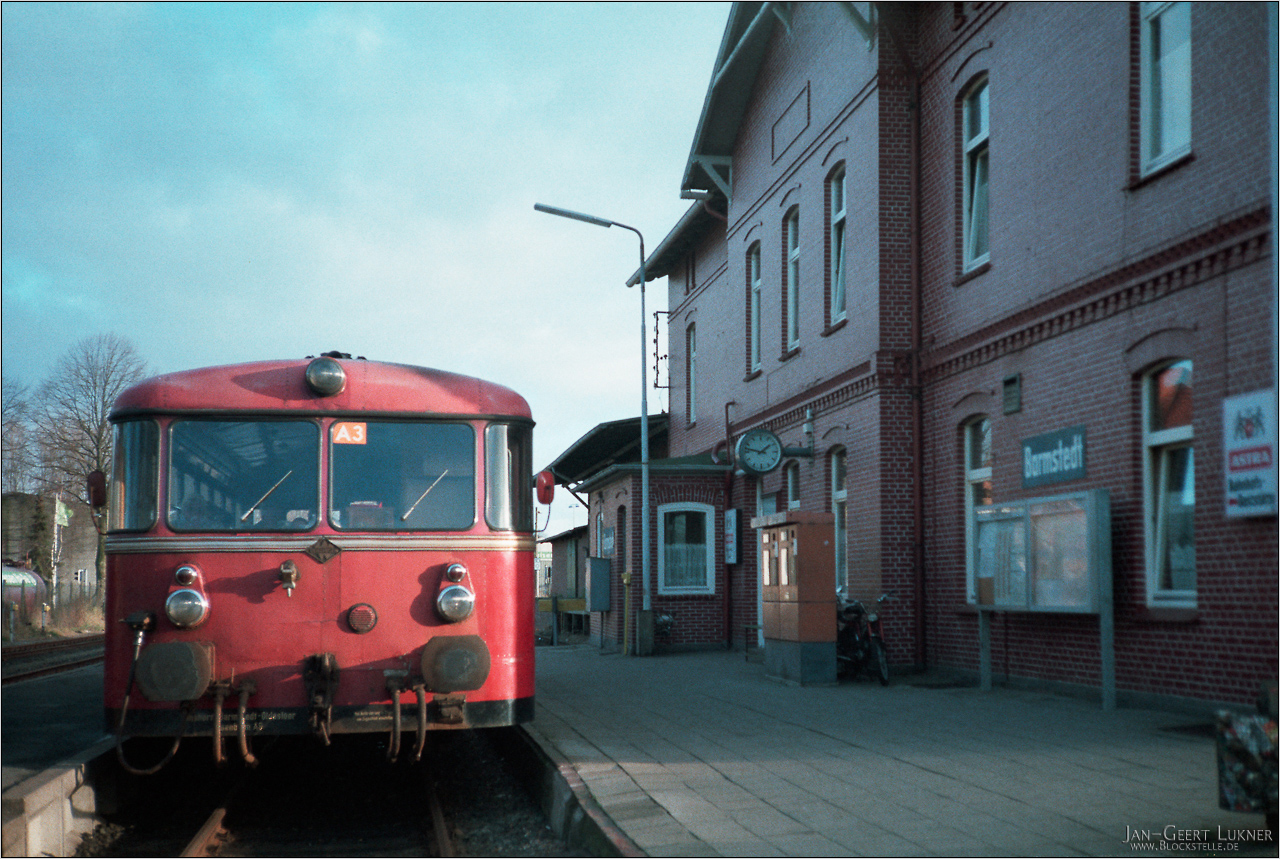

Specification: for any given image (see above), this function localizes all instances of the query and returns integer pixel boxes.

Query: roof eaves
[626,201,718,285]
[542,414,669,484]
[541,524,588,543]
[681,2,777,194]
[574,455,731,495]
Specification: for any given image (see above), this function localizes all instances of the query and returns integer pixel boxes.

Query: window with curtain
[658,503,715,594]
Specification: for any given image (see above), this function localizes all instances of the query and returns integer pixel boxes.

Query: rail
[1,633,105,684]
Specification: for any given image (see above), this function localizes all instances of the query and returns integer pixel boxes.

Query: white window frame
[962,77,990,271]
[830,167,847,323]
[657,502,716,595]
[749,244,762,373]
[686,323,697,425]
[831,447,847,590]
[1142,360,1196,608]
[964,416,992,603]
[785,210,800,351]
[1140,1,1192,175]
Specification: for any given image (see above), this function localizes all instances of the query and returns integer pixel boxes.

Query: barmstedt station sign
[1022,426,1086,489]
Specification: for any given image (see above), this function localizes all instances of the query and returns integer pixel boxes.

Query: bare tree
[2,376,38,494]
[34,334,148,588]
[35,334,148,499]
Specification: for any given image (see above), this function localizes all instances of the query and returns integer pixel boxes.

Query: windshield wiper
[402,470,449,521]
[241,470,294,522]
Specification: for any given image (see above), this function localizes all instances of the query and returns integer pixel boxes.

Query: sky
[1,1,731,537]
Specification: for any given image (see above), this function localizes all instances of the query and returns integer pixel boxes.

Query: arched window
[1143,359,1195,606]
[962,76,990,270]
[830,447,847,590]
[828,165,847,325]
[964,416,992,603]
[784,208,800,353]
[616,505,628,576]
[747,243,762,374]
[686,323,697,425]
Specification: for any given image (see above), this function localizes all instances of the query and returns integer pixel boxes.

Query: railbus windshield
[330,421,475,530]
[109,417,534,534]
[169,420,320,531]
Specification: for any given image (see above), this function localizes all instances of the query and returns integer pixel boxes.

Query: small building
[1,492,99,606]
[536,525,590,644]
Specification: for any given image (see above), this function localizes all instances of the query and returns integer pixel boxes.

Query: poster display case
[973,489,1115,708]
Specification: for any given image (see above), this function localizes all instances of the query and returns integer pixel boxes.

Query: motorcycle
[836,590,893,685]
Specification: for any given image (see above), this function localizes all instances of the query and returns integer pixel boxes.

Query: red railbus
[96,353,547,770]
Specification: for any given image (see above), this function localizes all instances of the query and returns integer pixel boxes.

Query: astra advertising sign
[1223,389,1277,517]
[1022,426,1086,489]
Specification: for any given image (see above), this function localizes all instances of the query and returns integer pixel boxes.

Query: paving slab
[527,646,1276,857]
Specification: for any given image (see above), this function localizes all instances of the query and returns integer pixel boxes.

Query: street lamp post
[535,203,652,653]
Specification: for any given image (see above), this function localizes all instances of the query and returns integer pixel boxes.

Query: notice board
[974,488,1111,613]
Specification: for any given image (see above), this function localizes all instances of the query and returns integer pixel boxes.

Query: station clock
[734,427,784,475]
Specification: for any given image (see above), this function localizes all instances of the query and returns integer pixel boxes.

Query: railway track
[179,759,454,858]
[1,633,105,683]
[79,729,573,857]
[87,735,455,857]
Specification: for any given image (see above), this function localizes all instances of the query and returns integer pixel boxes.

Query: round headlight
[436,585,475,623]
[165,589,210,628]
[305,356,346,396]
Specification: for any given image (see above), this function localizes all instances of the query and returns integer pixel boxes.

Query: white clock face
[736,428,782,474]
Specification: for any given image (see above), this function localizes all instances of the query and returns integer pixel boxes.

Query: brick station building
[548,2,1276,707]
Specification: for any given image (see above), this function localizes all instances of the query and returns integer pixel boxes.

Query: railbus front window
[330,422,475,530]
[485,423,533,531]
[168,420,320,531]
[110,420,160,531]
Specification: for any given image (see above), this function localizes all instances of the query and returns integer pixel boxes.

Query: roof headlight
[436,585,475,623]
[305,356,346,396]
[165,589,210,628]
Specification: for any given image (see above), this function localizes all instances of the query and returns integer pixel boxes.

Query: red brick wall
[914,1,1276,705]
[651,1,1275,704]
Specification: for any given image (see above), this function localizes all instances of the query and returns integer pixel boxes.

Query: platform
[526,646,1275,857]
[2,664,107,792]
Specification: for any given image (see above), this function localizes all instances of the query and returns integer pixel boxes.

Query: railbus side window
[168,420,319,531]
[330,422,475,530]
[110,420,159,531]
[485,423,533,532]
